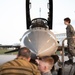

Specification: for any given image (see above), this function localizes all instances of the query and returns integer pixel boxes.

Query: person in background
[0,47,41,75]
[36,56,54,75]
[64,17,75,64]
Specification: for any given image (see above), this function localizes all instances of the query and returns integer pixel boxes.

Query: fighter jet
[0,0,58,57]
[0,0,75,75]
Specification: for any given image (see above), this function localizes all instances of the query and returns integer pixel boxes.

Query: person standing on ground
[64,17,75,63]
[0,47,41,75]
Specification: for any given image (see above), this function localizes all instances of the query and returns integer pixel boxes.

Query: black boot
[65,59,73,65]
[69,59,73,63]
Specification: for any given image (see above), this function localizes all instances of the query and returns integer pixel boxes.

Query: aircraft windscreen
[30,0,49,20]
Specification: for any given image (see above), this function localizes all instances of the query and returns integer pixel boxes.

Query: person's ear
[50,65,53,70]
[28,57,31,61]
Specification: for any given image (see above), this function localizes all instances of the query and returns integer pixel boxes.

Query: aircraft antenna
[39,8,41,17]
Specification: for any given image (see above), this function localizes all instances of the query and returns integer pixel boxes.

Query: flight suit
[41,72,52,75]
[66,25,75,60]
[0,58,41,75]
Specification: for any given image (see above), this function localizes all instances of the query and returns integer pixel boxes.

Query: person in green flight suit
[64,17,75,64]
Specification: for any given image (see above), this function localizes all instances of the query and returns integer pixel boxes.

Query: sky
[0,0,75,45]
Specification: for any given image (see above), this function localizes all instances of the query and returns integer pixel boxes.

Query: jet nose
[21,28,58,57]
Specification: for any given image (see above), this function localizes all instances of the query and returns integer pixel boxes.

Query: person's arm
[69,25,75,36]
[69,25,75,43]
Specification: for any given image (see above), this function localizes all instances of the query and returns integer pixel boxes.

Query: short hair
[18,47,31,58]
[40,56,54,65]
[64,17,71,23]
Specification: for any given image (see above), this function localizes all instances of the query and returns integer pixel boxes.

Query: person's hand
[35,59,39,64]
[73,36,75,38]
